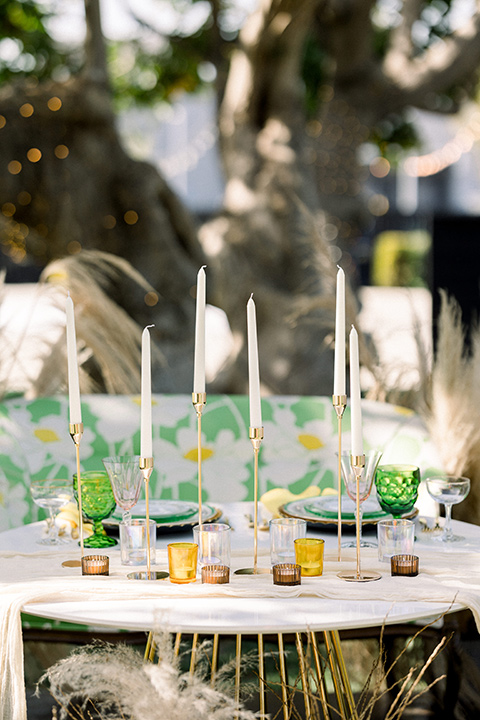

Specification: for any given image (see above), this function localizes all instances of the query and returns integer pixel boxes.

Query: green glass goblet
[375,464,420,518]
[73,470,117,548]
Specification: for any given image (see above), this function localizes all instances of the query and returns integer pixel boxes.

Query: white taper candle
[141,325,154,458]
[334,266,346,396]
[193,266,206,393]
[349,325,364,456]
[65,293,82,425]
[247,294,262,428]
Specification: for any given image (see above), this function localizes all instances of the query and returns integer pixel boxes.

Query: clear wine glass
[340,450,383,548]
[426,476,470,543]
[102,456,143,524]
[31,479,73,545]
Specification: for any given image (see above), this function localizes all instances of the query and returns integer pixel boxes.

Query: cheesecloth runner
[1,543,480,720]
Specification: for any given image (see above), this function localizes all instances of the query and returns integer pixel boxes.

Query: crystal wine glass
[31,479,73,545]
[375,464,420,518]
[73,470,117,548]
[426,476,470,543]
[340,450,383,548]
[102,455,143,524]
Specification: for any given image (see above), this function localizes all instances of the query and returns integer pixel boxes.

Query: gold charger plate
[279,497,418,527]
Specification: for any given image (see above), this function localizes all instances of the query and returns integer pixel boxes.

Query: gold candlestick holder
[128,457,168,580]
[192,392,207,528]
[235,427,270,576]
[337,454,381,583]
[62,423,85,569]
[332,394,347,562]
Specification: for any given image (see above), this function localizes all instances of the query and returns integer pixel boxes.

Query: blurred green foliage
[371,230,431,287]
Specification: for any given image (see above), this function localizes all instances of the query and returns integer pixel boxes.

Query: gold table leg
[144,628,358,720]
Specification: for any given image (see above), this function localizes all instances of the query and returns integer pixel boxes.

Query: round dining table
[1,502,479,720]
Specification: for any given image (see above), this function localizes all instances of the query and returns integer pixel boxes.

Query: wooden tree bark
[0,1,203,392]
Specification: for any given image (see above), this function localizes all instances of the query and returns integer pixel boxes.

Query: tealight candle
[81,555,109,576]
[390,554,419,577]
[272,563,301,586]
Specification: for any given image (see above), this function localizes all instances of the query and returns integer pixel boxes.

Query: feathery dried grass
[34,251,164,396]
[420,290,480,523]
[40,640,257,720]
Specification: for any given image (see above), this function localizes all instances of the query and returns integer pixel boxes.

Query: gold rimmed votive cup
[201,564,230,584]
[391,554,419,577]
[294,537,324,577]
[168,542,198,584]
[272,563,301,586]
[81,554,109,576]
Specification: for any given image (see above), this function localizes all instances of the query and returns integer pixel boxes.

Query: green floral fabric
[0,393,443,532]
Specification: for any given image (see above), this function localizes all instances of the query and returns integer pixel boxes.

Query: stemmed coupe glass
[31,479,73,545]
[425,476,470,543]
[340,450,383,548]
[102,455,143,524]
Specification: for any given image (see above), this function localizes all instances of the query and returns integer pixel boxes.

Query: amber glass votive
[201,564,230,584]
[391,554,419,577]
[81,554,109,576]
[294,537,324,576]
[272,563,301,586]
[168,542,198,584]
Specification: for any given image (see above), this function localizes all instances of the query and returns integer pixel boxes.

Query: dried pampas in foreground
[421,290,480,525]
[39,640,256,720]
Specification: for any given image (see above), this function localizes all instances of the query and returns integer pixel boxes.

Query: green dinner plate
[111,500,199,525]
[305,496,386,520]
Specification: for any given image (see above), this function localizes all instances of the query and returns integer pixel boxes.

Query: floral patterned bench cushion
[0,393,443,532]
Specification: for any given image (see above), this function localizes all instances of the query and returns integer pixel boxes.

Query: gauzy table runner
[1,541,480,720]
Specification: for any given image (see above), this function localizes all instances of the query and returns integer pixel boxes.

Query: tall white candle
[349,325,364,456]
[247,294,262,428]
[333,266,346,396]
[193,266,206,393]
[141,325,154,458]
[65,294,82,425]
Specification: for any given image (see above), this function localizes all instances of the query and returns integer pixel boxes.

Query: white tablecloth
[1,503,480,720]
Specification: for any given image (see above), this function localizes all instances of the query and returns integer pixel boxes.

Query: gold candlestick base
[332,395,347,562]
[235,427,269,576]
[337,453,381,583]
[128,457,166,580]
[192,392,207,528]
[62,422,85,569]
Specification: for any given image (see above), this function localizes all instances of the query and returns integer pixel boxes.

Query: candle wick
[249,293,254,301]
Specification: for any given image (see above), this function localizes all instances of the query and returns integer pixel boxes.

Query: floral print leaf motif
[0,393,443,530]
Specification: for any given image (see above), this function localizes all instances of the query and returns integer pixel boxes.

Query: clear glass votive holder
[168,542,198,584]
[120,519,156,566]
[81,554,109,576]
[193,523,231,569]
[391,554,419,577]
[377,518,414,562]
[272,563,301,586]
[270,517,307,566]
[294,537,324,576]
[202,564,230,584]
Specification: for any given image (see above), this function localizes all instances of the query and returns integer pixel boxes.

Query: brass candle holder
[192,392,207,529]
[62,422,84,569]
[337,454,381,583]
[332,394,347,561]
[128,456,168,580]
[235,427,270,575]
